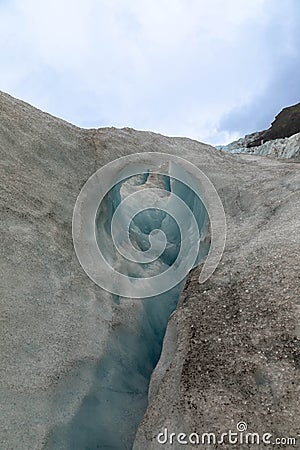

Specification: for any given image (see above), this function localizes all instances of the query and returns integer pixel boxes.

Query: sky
[0,0,299,145]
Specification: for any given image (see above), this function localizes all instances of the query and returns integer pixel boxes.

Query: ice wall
[216,132,300,159]
[47,166,209,450]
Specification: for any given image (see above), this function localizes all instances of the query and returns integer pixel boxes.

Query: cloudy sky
[0,0,299,144]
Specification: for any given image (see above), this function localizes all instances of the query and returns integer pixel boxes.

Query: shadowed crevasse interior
[47,169,210,450]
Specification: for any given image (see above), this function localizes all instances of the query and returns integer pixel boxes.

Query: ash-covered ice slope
[1,91,299,450]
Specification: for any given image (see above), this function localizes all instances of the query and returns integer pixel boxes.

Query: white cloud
[0,0,299,144]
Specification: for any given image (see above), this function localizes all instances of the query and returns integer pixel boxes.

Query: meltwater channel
[47,168,210,450]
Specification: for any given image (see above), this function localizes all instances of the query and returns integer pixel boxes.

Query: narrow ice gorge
[47,163,210,450]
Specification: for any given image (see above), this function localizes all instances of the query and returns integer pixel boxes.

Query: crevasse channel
[47,165,209,450]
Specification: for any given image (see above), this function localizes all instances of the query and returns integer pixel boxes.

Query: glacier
[1,92,299,450]
[47,164,210,450]
[216,132,300,158]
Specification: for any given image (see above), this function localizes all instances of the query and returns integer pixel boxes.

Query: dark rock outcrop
[249,102,300,147]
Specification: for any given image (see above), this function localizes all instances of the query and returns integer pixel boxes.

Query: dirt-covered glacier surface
[133,153,300,449]
[0,91,299,450]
